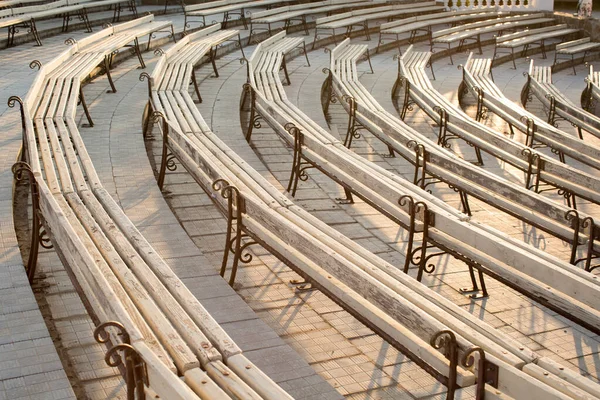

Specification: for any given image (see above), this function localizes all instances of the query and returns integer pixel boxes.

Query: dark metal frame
[94,322,147,400]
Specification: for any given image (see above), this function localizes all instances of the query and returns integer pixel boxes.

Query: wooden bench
[183,0,295,32]
[399,47,600,272]
[13,18,293,399]
[494,24,580,69]
[246,31,600,398]
[461,53,600,184]
[0,0,138,47]
[144,28,600,399]
[553,37,600,75]
[313,1,444,49]
[524,59,600,143]
[431,13,553,65]
[377,9,502,54]
[330,37,600,275]
[247,0,374,45]
[329,38,600,400]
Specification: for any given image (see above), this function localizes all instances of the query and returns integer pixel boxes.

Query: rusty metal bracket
[240,83,263,142]
[342,96,366,149]
[285,123,316,198]
[430,330,458,400]
[213,179,251,286]
[462,346,499,399]
[95,322,146,400]
[151,111,177,190]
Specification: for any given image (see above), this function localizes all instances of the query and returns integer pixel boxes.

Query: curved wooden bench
[377,9,501,54]
[246,31,600,400]
[461,52,600,194]
[247,0,373,45]
[142,27,586,398]
[183,0,296,32]
[494,24,580,69]
[523,59,600,142]
[313,1,444,49]
[432,13,553,65]
[330,38,600,279]
[0,0,138,47]
[553,38,600,75]
[13,17,289,399]
[330,38,600,400]
[400,47,600,212]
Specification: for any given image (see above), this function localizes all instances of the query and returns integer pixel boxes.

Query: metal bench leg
[511,48,516,69]
[302,41,310,67]
[191,69,202,103]
[477,33,482,55]
[79,90,94,127]
[105,55,117,93]
[312,28,319,50]
[281,56,291,85]
[302,16,308,36]
[30,19,42,46]
[365,48,374,74]
[134,37,145,69]
[81,9,92,33]
[572,54,576,75]
[363,21,370,41]
[210,47,219,77]
[130,0,138,19]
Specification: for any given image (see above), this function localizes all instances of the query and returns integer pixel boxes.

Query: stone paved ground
[3,7,600,400]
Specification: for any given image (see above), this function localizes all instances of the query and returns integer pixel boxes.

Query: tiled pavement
[3,7,600,400]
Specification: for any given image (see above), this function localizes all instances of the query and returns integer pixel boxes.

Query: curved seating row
[247,0,375,45]
[494,24,580,69]
[247,31,600,399]
[13,16,287,399]
[523,59,600,141]
[148,26,483,397]
[327,37,600,400]
[399,47,600,209]
[431,13,553,64]
[377,8,502,54]
[0,0,137,47]
[331,39,600,275]
[554,37,600,74]
[312,1,444,48]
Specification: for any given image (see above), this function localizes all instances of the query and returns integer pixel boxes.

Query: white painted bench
[145,24,491,399]
[431,13,553,65]
[553,37,600,75]
[494,24,580,69]
[461,52,600,188]
[377,9,501,54]
[0,0,138,46]
[524,59,600,144]
[330,38,600,279]
[400,47,600,275]
[402,47,600,214]
[247,31,600,400]
[313,1,444,49]
[183,0,295,32]
[247,0,374,45]
[12,18,292,399]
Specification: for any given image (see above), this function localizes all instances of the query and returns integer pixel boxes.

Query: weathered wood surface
[403,47,600,205]
[17,17,297,399]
